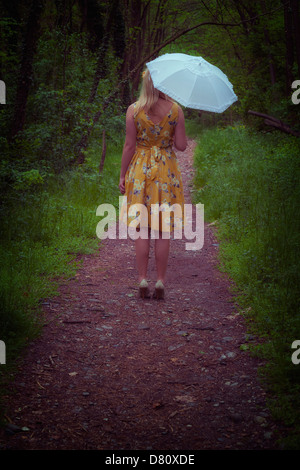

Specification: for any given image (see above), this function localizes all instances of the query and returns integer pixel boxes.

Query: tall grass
[0,138,122,372]
[192,124,300,448]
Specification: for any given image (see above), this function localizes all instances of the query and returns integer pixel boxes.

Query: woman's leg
[135,236,150,282]
[154,237,170,283]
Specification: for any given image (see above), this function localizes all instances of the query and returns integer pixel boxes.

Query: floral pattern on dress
[120,102,185,233]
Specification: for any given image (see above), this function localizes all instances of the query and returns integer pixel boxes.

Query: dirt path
[1,139,280,450]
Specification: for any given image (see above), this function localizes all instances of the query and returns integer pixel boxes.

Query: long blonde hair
[135,68,172,114]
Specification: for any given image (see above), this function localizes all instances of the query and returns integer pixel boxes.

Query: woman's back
[134,100,178,151]
[144,97,174,125]
[133,96,187,152]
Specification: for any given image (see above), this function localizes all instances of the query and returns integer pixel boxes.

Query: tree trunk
[75,0,119,164]
[261,0,276,86]
[282,0,295,93]
[248,110,300,137]
[9,0,43,140]
[291,0,300,77]
[99,130,106,175]
[231,0,251,35]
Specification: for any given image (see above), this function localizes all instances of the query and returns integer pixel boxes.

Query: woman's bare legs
[135,234,170,284]
[135,236,150,282]
[154,237,170,284]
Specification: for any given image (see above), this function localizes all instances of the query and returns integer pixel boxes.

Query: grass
[0,137,122,409]
[191,123,300,449]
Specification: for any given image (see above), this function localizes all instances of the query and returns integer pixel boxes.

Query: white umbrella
[146,53,238,113]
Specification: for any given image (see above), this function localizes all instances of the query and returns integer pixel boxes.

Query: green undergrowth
[192,123,300,448]
[0,137,122,405]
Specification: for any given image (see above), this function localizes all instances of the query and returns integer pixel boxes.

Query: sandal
[139,279,150,299]
[153,280,165,300]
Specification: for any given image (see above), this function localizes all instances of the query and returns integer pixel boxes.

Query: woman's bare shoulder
[128,102,137,111]
[126,102,138,118]
[176,104,185,118]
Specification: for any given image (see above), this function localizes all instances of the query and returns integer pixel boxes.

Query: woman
[119,68,187,299]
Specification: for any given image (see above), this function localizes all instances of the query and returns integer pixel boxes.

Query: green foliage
[0,3,125,386]
[192,125,300,447]
[165,0,299,129]
[12,169,44,191]
[0,136,122,381]
[2,25,122,174]
[26,29,103,170]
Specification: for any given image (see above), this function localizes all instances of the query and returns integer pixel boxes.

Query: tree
[75,0,122,163]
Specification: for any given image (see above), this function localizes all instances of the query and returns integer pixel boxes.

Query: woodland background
[0,0,300,448]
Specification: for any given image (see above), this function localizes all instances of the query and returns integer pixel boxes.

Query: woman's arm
[174,106,187,151]
[119,105,137,194]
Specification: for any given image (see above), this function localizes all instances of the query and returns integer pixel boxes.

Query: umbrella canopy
[146,53,238,113]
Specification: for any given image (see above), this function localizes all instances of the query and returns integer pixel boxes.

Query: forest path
[1,139,280,450]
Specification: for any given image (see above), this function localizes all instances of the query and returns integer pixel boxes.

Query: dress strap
[132,102,138,119]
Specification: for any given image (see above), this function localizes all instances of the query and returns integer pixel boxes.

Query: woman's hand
[119,176,126,194]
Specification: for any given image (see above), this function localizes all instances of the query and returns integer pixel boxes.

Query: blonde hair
[135,68,172,114]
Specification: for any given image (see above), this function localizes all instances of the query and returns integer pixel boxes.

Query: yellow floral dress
[120,101,185,233]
